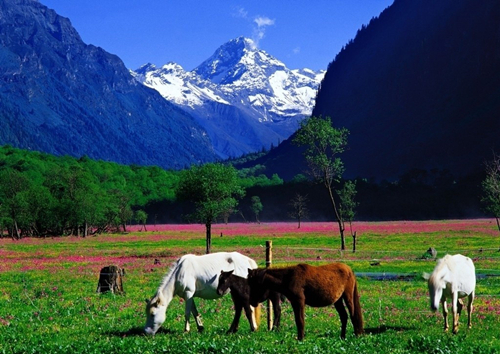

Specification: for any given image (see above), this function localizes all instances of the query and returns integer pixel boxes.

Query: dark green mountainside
[252,0,500,182]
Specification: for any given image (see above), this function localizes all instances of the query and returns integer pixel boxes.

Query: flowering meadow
[1,220,499,353]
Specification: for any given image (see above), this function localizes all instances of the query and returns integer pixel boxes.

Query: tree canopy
[176,163,245,253]
[0,146,179,238]
[293,116,353,250]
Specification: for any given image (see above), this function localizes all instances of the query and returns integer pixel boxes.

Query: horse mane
[429,254,454,285]
[155,257,183,299]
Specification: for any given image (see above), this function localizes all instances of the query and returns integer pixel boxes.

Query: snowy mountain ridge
[132,37,325,158]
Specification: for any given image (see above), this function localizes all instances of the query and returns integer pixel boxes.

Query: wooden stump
[96,265,125,294]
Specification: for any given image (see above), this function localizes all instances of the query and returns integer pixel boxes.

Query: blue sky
[40,0,394,72]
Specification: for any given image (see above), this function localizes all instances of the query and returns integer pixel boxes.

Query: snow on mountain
[132,37,325,158]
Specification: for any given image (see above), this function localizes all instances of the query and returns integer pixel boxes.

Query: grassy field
[1,220,499,353]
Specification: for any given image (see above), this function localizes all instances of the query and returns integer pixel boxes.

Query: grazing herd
[144,252,476,340]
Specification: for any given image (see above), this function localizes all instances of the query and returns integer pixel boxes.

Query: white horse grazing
[424,254,475,334]
[144,252,258,335]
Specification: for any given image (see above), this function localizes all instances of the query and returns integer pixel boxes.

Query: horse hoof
[198,327,205,333]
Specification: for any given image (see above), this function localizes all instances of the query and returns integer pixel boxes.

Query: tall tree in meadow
[293,116,351,250]
[338,180,358,251]
[251,196,263,223]
[482,153,500,233]
[135,209,148,231]
[176,163,245,253]
[289,193,308,229]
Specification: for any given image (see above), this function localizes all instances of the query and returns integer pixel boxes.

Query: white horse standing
[144,252,258,335]
[424,254,476,334]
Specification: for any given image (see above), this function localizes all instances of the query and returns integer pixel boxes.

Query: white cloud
[254,16,275,28]
[233,6,248,19]
[293,47,301,54]
[252,16,275,47]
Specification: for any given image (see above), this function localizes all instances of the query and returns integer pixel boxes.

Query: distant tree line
[1,144,493,241]
[0,146,179,238]
[0,146,283,239]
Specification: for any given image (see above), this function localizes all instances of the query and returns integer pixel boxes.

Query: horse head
[144,291,167,335]
[216,270,234,296]
[425,270,447,312]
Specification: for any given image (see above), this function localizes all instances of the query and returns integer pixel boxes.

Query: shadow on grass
[364,325,416,335]
[105,327,176,337]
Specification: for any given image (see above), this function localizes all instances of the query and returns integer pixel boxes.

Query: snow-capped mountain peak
[133,37,325,158]
[193,36,285,85]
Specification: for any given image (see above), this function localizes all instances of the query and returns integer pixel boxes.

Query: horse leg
[190,299,204,332]
[334,300,349,340]
[243,304,258,331]
[441,299,449,332]
[467,291,474,329]
[291,300,306,340]
[183,297,193,332]
[227,296,243,333]
[451,292,459,334]
[457,298,464,315]
[271,293,282,330]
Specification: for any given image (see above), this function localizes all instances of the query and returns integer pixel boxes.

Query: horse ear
[157,292,167,306]
[422,272,430,280]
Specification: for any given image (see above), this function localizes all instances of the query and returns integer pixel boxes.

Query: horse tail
[254,304,262,329]
[351,278,364,335]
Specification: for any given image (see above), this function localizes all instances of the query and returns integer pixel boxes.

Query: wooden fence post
[266,240,273,330]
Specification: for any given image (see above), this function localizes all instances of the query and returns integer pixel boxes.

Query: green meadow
[1,220,499,354]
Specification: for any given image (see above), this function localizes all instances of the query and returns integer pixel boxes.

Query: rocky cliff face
[0,0,216,169]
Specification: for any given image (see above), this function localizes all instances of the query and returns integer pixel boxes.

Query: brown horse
[217,270,282,333]
[247,263,364,340]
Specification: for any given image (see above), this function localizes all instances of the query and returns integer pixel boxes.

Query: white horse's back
[173,252,257,298]
[445,254,475,295]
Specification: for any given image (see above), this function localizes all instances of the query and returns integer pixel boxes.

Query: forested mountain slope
[253,0,500,181]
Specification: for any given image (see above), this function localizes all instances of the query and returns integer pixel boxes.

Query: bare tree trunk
[496,217,500,233]
[326,185,345,250]
[13,220,21,240]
